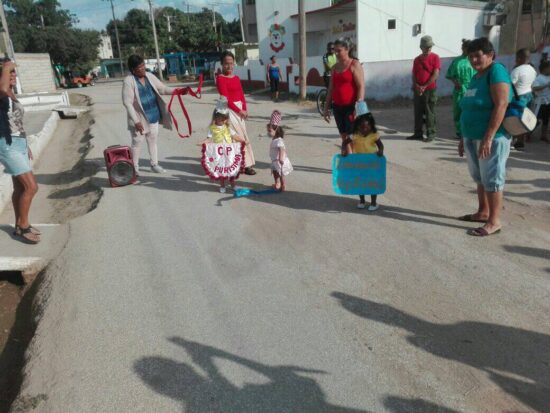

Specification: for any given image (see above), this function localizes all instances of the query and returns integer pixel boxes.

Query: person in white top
[532,60,550,142]
[510,48,537,148]
[511,48,537,101]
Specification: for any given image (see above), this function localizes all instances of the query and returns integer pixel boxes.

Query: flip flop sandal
[458,214,488,223]
[468,227,501,237]
[13,225,41,236]
[14,226,41,244]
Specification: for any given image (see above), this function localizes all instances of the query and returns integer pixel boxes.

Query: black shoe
[407,134,423,140]
[514,141,525,150]
[244,167,257,175]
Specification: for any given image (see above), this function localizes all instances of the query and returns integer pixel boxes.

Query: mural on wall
[269,24,286,53]
[331,21,356,46]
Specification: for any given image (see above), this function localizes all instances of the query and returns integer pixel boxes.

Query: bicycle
[316,87,330,116]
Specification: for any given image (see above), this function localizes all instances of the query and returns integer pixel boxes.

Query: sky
[58,0,240,31]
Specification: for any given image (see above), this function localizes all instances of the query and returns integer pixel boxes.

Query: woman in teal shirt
[458,38,512,237]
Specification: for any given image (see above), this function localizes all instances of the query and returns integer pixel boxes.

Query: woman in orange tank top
[323,38,365,156]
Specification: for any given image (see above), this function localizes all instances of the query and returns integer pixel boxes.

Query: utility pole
[0,1,20,93]
[212,6,218,51]
[148,0,163,80]
[186,2,190,23]
[298,0,306,100]
[165,14,174,41]
[237,3,245,43]
[0,1,14,58]
[107,0,124,76]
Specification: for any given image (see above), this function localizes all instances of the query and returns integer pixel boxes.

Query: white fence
[216,53,536,101]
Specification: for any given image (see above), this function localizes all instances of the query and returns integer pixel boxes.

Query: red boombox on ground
[103,145,136,187]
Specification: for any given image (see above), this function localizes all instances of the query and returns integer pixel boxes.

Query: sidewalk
[0,109,66,276]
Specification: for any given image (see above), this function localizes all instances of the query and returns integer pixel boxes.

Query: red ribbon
[168,74,203,138]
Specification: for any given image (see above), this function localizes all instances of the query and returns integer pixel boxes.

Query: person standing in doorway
[267,56,282,102]
[322,42,337,88]
[510,48,537,150]
[122,54,177,175]
[446,39,476,139]
[408,35,441,142]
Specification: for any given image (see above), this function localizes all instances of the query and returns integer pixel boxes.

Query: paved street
[9,83,550,412]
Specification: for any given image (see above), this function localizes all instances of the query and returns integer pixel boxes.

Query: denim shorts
[0,137,31,176]
[464,137,511,192]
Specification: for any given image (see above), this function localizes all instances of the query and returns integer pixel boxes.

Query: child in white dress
[267,110,292,191]
[201,97,244,193]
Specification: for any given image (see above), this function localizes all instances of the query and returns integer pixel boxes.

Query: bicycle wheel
[317,88,328,116]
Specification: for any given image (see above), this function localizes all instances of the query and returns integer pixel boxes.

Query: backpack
[488,63,537,136]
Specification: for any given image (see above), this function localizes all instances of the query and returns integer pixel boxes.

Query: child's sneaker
[368,204,379,211]
[219,187,226,194]
[357,202,366,209]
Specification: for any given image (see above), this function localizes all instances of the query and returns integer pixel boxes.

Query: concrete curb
[0,111,60,214]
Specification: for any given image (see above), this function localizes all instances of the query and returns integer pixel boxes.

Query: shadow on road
[331,292,550,412]
[134,337,369,413]
[218,189,468,230]
[382,396,460,413]
[502,245,550,260]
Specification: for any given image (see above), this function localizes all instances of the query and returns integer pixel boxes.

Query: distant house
[98,35,114,60]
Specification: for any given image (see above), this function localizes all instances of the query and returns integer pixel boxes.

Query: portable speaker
[103,145,136,187]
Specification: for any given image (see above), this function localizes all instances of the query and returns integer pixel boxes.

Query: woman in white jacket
[122,55,176,174]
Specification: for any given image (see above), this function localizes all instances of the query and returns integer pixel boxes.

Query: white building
[98,35,114,60]
[236,0,505,100]
[244,0,331,63]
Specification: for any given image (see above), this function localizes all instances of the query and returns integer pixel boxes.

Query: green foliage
[5,0,101,72]
[106,6,242,58]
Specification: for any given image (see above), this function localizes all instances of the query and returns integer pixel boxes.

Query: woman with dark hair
[122,54,177,175]
[458,37,513,237]
[446,39,476,139]
[323,38,365,155]
[0,59,40,244]
[216,50,256,175]
[267,55,281,102]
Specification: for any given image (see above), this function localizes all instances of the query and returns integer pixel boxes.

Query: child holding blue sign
[347,112,384,210]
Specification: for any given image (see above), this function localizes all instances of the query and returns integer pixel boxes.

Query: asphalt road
[13,83,550,412]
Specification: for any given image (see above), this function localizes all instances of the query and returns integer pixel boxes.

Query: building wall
[425,4,486,58]
[357,0,427,62]
[517,13,545,51]
[255,0,331,63]
[221,51,531,101]
[14,53,57,93]
[292,10,356,61]
[242,0,258,43]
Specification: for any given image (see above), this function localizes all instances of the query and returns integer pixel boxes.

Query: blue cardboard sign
[332,154,386,195]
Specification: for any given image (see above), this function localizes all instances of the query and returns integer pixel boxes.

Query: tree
[105,6,243,57]
[5,0,100,72]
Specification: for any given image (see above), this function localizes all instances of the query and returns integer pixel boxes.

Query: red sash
[168,74,203,138]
